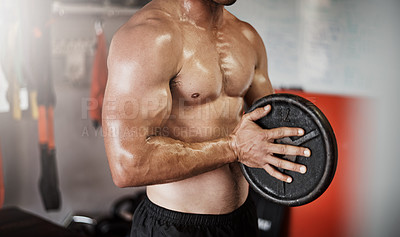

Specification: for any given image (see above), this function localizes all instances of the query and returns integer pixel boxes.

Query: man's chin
[214,0,237,6]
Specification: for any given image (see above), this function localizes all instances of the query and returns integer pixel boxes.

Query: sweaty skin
[103,0,310,215]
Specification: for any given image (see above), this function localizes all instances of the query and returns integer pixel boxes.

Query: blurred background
[0,0,399,237]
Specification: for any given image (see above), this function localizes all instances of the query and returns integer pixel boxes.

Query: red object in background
[89,31,108,128]
[275,90,369,237]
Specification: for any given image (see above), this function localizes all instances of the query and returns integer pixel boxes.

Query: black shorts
[130,195,258,237]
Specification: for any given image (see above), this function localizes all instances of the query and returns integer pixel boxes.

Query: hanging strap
[0,138,4,208]
[38,105,61,211]
[29,0,61,211]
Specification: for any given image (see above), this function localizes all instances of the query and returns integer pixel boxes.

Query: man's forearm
[108,135,237,187]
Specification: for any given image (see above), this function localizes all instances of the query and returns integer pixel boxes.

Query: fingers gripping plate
[240,93,338,206]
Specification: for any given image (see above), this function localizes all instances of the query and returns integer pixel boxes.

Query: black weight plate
[240,93,338,206]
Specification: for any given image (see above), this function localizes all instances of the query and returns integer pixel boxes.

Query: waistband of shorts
[142,195,253,226]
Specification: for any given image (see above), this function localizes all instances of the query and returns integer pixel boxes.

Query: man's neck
[177,0,225,29]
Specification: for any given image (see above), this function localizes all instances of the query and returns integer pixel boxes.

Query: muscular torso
[146,6,258,214]
[109,0,272,214]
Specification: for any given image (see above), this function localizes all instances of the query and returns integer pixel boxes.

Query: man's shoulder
[118,4,178,37]
[108,3,182,73]
[110,5,181,58]
[113,7,179,47]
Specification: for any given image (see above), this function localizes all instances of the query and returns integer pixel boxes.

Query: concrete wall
[228,0,376,96]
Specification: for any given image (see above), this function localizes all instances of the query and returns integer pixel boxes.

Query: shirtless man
[103,0,310,236]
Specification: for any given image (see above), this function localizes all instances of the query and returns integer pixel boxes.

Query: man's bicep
[103,69,173,142]
[103,86,172,138]
[102,48,173,185]
[244,29,274,106]
[244,48,274,106]
[104,22,179,132]
[103,24,177,158]
[244,72,273,106]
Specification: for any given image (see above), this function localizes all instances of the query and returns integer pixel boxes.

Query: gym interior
[0,0,399,237]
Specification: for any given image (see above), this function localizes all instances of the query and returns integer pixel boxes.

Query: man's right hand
[229,105,311,183]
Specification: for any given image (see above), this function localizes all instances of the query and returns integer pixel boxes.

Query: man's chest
[170,26,256,104]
